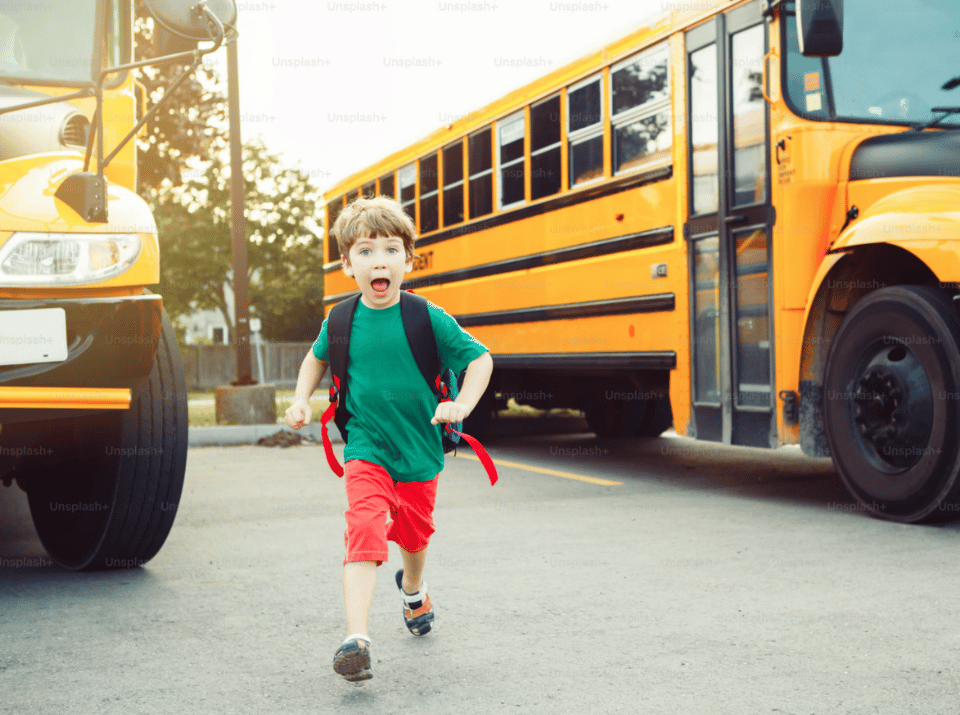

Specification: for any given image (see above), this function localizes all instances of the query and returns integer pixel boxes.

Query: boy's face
[342,234,413,310]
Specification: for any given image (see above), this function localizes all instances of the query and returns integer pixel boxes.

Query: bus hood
[0,153,156,234]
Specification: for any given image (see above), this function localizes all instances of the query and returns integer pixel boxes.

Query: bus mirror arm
[59,3,233,224]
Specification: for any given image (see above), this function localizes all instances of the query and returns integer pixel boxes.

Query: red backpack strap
[443,424,498,485]
[320,375,344,477]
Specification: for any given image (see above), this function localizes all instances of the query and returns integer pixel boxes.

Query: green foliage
[133,0,227,192]
[135,2,325,342]
[153,139,325,341]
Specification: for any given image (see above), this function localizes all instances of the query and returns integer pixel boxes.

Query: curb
[188,415,590,447]
[189,422,341,447]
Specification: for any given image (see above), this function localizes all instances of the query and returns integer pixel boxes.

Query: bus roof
[324,0,741,199]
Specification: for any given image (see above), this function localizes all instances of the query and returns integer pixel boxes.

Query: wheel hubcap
[851,343,933,471]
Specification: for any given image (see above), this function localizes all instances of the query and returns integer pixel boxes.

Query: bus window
[443,140,464,226]
[327,197,343,262]
[419,153,439,233]
[568,74,604,186]
[689,43,719,215]
[530,94,561,200]
[399,163,416,221]
[361,180,375,198]
[498,112,525,208]
[611,44,671,174]
[379,172,395,198]
[468,127,493,218]
[346,188,358,204]
[730,25,766,206]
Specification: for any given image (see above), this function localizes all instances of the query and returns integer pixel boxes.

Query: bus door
[684,0,775,448]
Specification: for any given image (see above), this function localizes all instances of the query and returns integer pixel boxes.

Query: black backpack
[318,290,497,484]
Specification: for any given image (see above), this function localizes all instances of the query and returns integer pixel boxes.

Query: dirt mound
[256,430,317,448]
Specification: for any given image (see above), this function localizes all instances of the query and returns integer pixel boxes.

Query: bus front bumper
[0,294,161,422]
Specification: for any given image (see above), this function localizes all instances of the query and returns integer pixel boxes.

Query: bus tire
[27,309,188,569]
[636,396,673,438]
[823,285,960,523]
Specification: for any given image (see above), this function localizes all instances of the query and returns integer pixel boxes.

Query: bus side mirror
[143,0,237,42]
[795,0,843,57]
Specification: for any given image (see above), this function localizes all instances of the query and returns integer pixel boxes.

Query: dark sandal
[333,635,372,682]
[396,569,434,636]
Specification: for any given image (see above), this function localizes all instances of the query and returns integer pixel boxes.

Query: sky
[208,0,668,196]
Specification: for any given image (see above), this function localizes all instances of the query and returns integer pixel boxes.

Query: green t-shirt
[312,299,488,482]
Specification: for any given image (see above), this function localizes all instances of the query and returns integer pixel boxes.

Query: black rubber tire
[27,309,188,569]
[823,286,960,523]
[636,396,674,438]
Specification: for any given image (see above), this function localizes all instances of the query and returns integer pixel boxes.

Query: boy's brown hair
[332,197,418,262]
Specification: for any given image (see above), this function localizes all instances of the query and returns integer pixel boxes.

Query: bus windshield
[0,0,98,84]
[784,0,960,128]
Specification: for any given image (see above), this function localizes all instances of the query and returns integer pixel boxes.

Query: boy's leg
[344,560,377,635]
[399,546,428,594]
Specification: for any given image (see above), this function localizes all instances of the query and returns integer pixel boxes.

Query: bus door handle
[724,215,748,224]
[762,47,778,105]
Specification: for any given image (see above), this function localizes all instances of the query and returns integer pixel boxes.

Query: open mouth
[371,278,390,296]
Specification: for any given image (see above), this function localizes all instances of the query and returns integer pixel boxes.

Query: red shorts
[343,459,439,566]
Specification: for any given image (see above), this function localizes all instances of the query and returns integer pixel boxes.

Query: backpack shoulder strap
[320,294,360,476]
[398,291,499,486]
[400,291,442,395]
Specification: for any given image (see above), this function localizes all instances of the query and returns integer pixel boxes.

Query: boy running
[285,197,493,682]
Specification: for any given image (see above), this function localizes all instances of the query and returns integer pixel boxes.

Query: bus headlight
[0,233,142,285]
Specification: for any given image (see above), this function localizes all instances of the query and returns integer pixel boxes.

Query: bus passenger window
[568,76,603,186]
[611,45,671,174]
[399,163,416,222]
[361,181,375,198]
[378,172,395,198]
[468,127,493,219]
[443,140,464,226]
[498,112,525,208]
[531,95,561,200]
[419,153,439,233]
[327,197,343,262]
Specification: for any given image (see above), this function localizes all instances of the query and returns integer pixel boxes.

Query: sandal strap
[404,594,432,619]
[401,583,427,606]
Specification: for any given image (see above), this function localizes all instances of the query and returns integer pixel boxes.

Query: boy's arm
[285,352,329,429]
[430,351,493,425]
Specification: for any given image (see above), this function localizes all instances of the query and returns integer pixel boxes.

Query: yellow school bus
[0,0,236,568]
[323,0,960,523]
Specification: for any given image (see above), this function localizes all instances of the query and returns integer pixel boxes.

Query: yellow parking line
[454,453,622,486]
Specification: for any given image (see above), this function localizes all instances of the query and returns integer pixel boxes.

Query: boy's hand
[431,401,470,426]
[285,400,312,430]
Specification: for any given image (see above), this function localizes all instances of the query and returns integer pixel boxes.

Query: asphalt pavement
[2,431,960,714]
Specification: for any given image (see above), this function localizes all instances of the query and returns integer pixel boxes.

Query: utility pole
[227,29,253,385]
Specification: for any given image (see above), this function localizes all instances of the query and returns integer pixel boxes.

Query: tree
[133,0,227,194]
[153,139,326,342]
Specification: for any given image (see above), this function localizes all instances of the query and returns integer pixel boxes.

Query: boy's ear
[341,255,353,277]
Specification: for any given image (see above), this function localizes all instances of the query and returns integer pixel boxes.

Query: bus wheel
[636,396,673,438]
[823,286,960,523]
[26,310,188,569]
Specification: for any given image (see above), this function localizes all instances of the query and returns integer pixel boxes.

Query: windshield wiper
[912,106,960,131]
